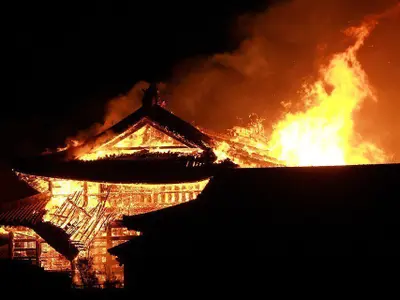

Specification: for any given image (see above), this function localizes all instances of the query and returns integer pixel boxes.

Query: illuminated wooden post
[157,193,161,204]
[83,181,88,207]
[8,231,14,260]
[70,259,77,285]
[36,239,41,266]
[106,225,113,280]
[100,184,108,217]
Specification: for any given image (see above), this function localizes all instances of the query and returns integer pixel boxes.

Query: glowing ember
[214,141,231,163]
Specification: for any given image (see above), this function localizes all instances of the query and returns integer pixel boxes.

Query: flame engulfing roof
[73,103,215,157]
[11,90,236,183]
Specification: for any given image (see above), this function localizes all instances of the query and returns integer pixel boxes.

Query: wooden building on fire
[0,83,258,286]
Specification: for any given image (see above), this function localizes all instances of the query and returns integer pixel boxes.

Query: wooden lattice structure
[48,188,114,251]
[1,84,242,287]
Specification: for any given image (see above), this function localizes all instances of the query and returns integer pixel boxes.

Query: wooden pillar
[70,259,77,286]
[100,184,107,205]
[83,181,88,208]
[48,179,52,194]
[106,226,113,280]
[36,239,41,266]
[8,231,14,260]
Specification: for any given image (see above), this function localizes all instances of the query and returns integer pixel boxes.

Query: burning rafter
[66,103,215,161]
[47,187,115,251]
[212,136,283,167]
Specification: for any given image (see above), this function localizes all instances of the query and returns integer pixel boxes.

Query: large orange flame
[267,20,387,166]
[213,19,389,167]
[55,16,394,168]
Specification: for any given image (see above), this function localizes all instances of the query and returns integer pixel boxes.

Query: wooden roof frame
[71,104,215,158]
[92,117,202,153]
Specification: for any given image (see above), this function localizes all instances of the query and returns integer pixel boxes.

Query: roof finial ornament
[142,82,160,108]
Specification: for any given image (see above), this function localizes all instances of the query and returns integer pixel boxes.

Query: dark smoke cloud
[163,0,400,159]
[71,0,399,159]
[65,81,149,146]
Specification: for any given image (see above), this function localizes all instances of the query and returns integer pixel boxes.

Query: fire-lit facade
[1,5,397,288]
[0,84,238,287]
[7,178,208,282]
[3,175,209,285]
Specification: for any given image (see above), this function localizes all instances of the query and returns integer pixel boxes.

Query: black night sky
[8,1,274,156]
[8,0,400,157]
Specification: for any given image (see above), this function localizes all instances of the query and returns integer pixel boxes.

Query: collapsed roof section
[0,192,79,259]
[0,190,113,261]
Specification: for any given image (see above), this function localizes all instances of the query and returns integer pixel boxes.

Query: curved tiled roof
[0,192,51,225]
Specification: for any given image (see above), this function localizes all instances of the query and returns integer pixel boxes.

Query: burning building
[1,2,397,288]
[0,84,280,287]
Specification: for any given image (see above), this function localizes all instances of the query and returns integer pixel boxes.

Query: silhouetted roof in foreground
[12,155,235,184]
[0,165,37,206]
[0,192,50,224]
[111,163,400,257]
[0,259,71,289]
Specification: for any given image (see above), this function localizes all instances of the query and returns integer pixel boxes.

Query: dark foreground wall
[114,164,400,290]
[0,259,71,290]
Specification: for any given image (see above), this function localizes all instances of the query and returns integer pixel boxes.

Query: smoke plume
[68,0,400,159]
[164,0,400,158]
[64,81,149,147]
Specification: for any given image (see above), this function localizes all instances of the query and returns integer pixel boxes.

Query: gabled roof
[71,104,215,158]
[11,100,237,182]
[0,192,50,225]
